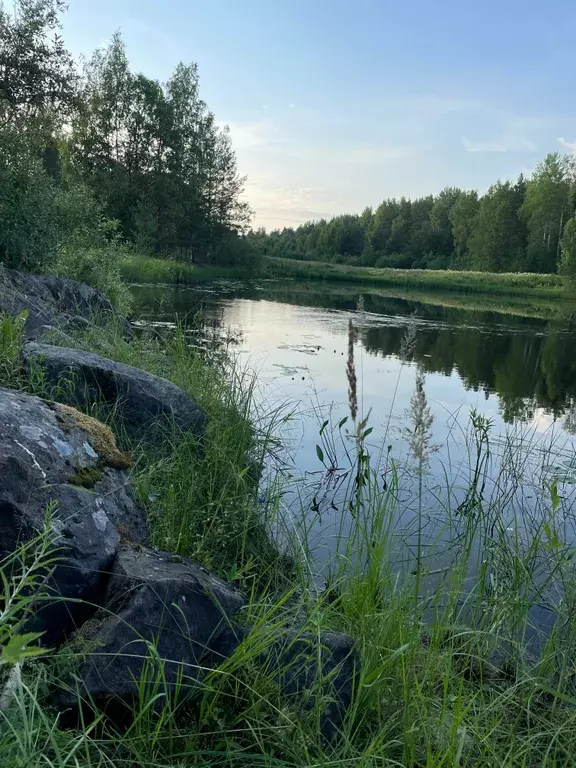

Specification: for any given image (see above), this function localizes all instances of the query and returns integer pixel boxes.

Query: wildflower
[356,294,365,323]
[399,313,418,360]
[403,367,437,469]
[346,318,357,422]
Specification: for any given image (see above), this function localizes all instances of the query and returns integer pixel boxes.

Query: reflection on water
[131,278,576,638]
[132,279,576,433]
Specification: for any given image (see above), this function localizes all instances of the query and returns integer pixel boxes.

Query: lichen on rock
[52,403,131,470]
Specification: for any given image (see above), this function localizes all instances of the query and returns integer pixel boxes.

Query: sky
[59,0,576,230]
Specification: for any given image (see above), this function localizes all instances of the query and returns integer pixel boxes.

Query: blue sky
[60,0,576,229]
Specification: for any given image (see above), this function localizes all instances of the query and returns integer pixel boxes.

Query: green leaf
[363,427,374,439]
[338,416,348,429]
[549,480,561,512]
[319,419,329,436]
[1,633,48,666]
[316,444,324,463]
[543,522,562,550]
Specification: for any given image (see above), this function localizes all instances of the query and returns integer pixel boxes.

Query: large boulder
[0,389,148,645]
[206,624,359,742]
[262,629,359,742]
[57,546,246,713]
[23,342,207,442]
[0,267,115,338]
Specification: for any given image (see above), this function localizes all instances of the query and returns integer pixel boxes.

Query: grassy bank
[264,255,573,299]
[120,252,576,304]
[257,276,576,321]
[3,305,576,765]
[119,253,251,285]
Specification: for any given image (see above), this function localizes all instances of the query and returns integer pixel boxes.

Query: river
[131,278,576,598]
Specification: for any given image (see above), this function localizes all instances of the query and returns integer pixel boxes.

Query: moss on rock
[53,402,132,470]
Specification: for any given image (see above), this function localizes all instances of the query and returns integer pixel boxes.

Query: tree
[430,187,461,261]
[467,182,526,272]
[368,200,399,256]
[449,190,479,266]
[520,154,572,273]
[67,33,251,263]
[559,215,576,283]
[0,0,76,130]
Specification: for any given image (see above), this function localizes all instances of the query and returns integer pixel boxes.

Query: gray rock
[54,542,358,740]
[57,546,246,711]
[196,624,359,742]
[0,267,116,338]
[23,342,207,442]
[0,389,147,645]
[263,630,359,742]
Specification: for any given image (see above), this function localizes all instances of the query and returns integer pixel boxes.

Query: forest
[249,154,576,277]
[0,0,254,295]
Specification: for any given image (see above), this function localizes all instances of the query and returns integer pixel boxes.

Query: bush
[49,186,134,313]
[0,311,27,389]
[53,241,133,315]
[0,133,60,272]
[207,231,262,273]
[0,131,132,313]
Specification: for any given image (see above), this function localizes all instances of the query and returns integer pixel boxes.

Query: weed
[0,311,27,389]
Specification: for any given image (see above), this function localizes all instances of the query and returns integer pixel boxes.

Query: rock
[260,629,359,742]
[53,542,357,739]
[23,342,207,442]
[0,267,116,338]
[0,389,147,645]
[57,546,246,713]
[198,624,358,742]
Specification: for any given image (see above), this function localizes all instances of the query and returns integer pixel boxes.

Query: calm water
[131,279,576,579]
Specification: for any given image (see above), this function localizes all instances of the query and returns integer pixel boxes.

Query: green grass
[264,255,575,300]
[3,306,576,765]
[40,316,291,585]
[119,253,251,285]
[258,276,576,321]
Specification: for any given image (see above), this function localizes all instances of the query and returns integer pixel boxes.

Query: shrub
[0,132,60,272]
[53,241,133,315]
[0,311,27,389]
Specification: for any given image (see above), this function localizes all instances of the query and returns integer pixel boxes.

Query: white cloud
[559,137,576,152]
[335,145,414,165]
[462,135,536,153]
[243,179,341,229]
[221,118,279,150]
[221,100,569,229]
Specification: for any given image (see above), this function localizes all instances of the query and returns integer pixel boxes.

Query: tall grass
[120,254,249,286]
[264,255,572,299]
[0,310,27,388]
[3,303,576,765]
[37,316,292,586]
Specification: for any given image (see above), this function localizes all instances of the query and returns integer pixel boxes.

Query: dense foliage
[250,154,576,275]
[0,0,253,295]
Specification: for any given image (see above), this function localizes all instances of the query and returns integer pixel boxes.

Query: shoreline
[122,253,576,321]
[262,255,573,300]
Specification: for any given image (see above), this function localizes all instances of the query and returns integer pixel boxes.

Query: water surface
[131,278,576,575]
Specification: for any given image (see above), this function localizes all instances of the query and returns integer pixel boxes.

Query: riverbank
[119,253,253,285]
[123,253,576,321]
[263,255,572,299]
[248,275,576,321]
[121,252,575,304]
[2,271,576,766]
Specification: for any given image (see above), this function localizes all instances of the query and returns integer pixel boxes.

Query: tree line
[249,153,576,277]
[0,0,253,282]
